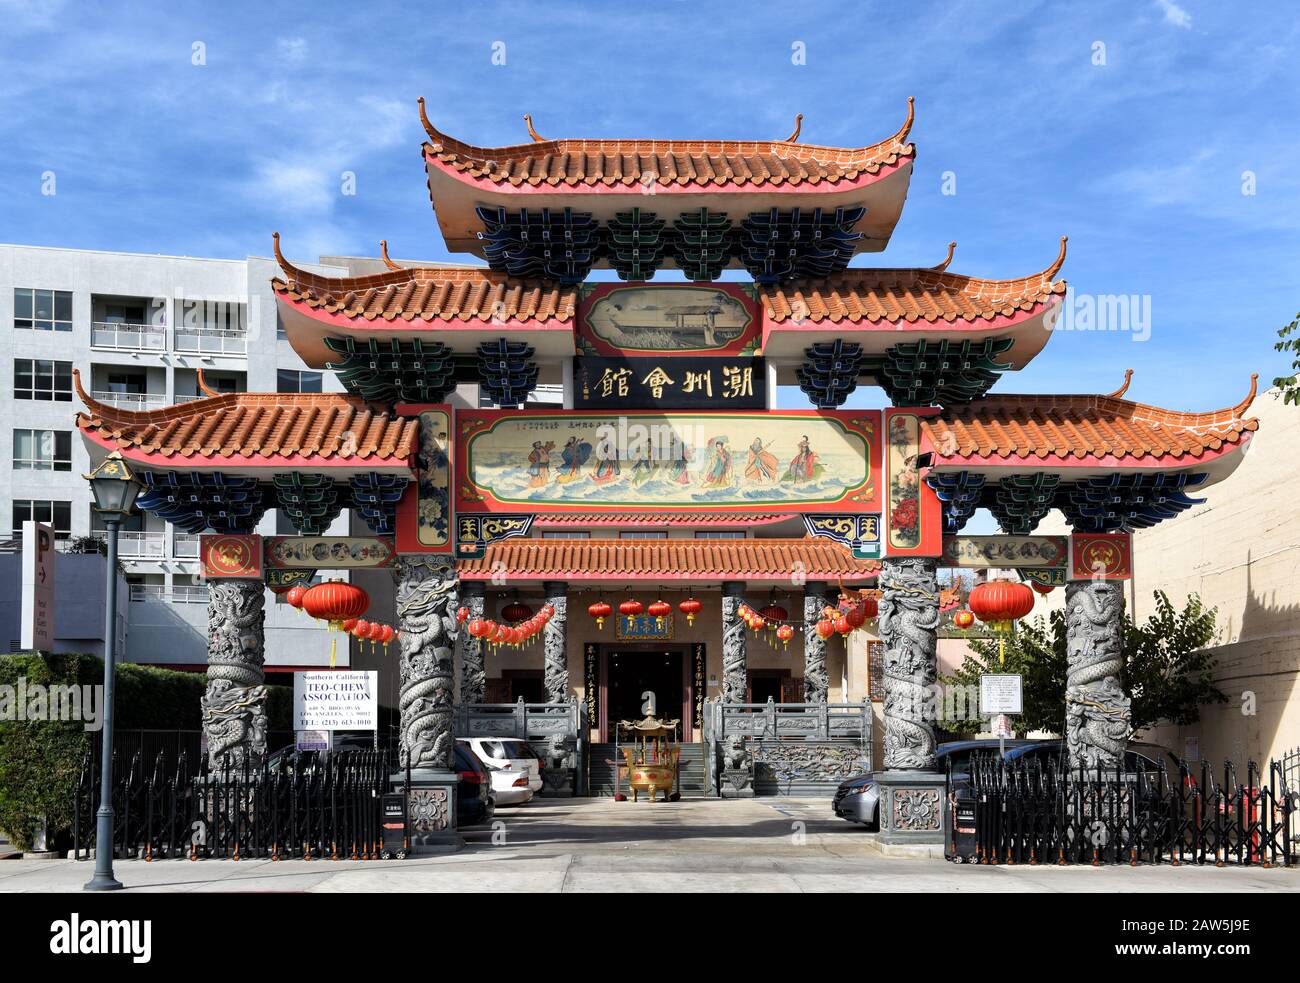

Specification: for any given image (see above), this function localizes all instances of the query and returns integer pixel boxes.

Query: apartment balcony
[91,389,167,410]
[129,584,209,604]
[91,321,167,352]
[174,326,248,356]
[173,533,200,558]
[92,530,166,558]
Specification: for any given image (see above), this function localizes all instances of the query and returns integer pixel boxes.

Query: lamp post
[83,451,142,892]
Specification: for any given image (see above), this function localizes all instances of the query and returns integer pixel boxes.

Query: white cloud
[1155,0,1192,29]
[277,37,309,63]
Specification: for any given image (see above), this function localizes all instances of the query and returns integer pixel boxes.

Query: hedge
[0,653,293,850]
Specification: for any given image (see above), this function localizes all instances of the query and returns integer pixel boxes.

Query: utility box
[947,791,979,863]
[379,793,408,860]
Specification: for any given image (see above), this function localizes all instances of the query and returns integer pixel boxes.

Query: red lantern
[341,618,358,633]
[618,599,644,617]
[776,624,795,649]
[456,606,469,623]
[367,621,384,641]
[285,584,308,611]
[379,624,395,650]
[648,600,672,627]
[1031,581,1055,596]
[833,614,851,636]
[351,619,370,640]
[540,604,555,619]
[815,619,835,640]
[502,601,533,624]
[839,596,867,630]
[467,618,486,638]
[759,604,788,625]
[859,593,879,620]
[678,597,702,625]
[301,581,369,628]
[953,609,975,631]
[969,581,1035,629]
[588,601,612,629]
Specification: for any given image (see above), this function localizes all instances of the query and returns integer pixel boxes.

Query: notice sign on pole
[293,671,378,732]
[21,520,55,652]
[980,674,1023,716]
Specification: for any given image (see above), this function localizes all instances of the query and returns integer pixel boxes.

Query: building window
[619,531,668,540]
[277,369,323,393]
[13,429,72,471]
[14,359,73,401]
[540,531,590,539]
[13,500,72,539]
[14,288,73,331]
[695,531,746,539]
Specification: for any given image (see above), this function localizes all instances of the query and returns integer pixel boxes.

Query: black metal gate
[72,748,394,861]
[958,754,1295,867]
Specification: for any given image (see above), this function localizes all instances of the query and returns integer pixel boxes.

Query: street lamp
[83,451,142,892]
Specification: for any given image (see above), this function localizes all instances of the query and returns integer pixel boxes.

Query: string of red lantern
[466,602,556,651]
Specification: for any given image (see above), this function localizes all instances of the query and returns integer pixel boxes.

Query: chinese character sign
[574,357,767,409]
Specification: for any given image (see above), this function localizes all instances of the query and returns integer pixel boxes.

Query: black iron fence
[953,753,1296,867]
[73,747,395,861]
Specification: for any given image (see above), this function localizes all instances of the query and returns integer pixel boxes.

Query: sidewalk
[2,798,1295,893]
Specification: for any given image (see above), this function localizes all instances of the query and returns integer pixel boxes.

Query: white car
[456,738,542,805]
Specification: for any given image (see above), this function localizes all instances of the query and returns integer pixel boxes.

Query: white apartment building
[0,243,354,670]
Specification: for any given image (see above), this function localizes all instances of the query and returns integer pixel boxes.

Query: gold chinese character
[641,366,675,399]
[682,371,713,397]
[598,367,632,398]
[721,364,753,399]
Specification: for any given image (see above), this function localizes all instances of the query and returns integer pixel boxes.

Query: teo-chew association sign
[293,671,378,731]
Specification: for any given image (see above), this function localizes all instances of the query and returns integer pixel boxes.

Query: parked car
[831,739,1036,828]
[455,743,496,826]
[458,737,543,796]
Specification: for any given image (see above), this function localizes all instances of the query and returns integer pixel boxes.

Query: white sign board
[21,521,55,651]
[293,671,378,731]
[980,674,1023,716]
[296,730,332,752]
[991,714,1014,739]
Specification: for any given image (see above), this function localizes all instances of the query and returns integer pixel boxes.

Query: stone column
[1065,580,1131,770]
[875,557,945,845]
[542,581,568,705]
[394,555,462,848]
[458,581,486,705]
[802,584,829,703]
[201,578,267,771]
[720,582,748,704]
[395,556,459,772]
[878,557,941,771]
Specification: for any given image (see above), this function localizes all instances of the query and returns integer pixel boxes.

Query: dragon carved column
[1065,580,1131,770]
[877,557,940,771]
[721,582,748,703]
[395,555,459,772]
[542,581,568,705]
[202,578,268,771]
[458,581,486,705]
[803,585,829,703]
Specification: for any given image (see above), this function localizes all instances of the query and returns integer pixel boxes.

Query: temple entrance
[599,646,690,743]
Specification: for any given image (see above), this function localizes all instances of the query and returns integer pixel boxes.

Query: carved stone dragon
[803,591,829,703]
[458,588,486,704]
[721,593,748,703]
[1065,580,1131,769]
[878,557,941,771]
[396,556,458,771]
[543,586,568,705]
[202,578,268,770]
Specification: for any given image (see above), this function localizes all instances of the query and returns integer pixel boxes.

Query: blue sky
[1,0,1297,413]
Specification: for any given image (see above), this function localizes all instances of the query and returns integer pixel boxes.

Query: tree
[940,590,1224,738]
[1274,310,1300,405]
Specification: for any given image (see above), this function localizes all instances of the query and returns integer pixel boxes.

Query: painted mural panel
[577,283,760,356]
[455,409,880,514]
[395,405,453,553]
[884,408,943,557]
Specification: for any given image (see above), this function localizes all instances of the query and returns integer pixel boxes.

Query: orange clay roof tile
[73,371,417,466]
[927,378,1260,462]
[420,99,916,191]
[457,538,880,581]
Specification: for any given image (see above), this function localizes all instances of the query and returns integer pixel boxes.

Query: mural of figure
[527,440,554,488]
[590,447,621,484]
[744,437,778,483]
[556,436,592,484]
[785,435,818,482]
[701,437,733,487]
[669,442,693,485]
